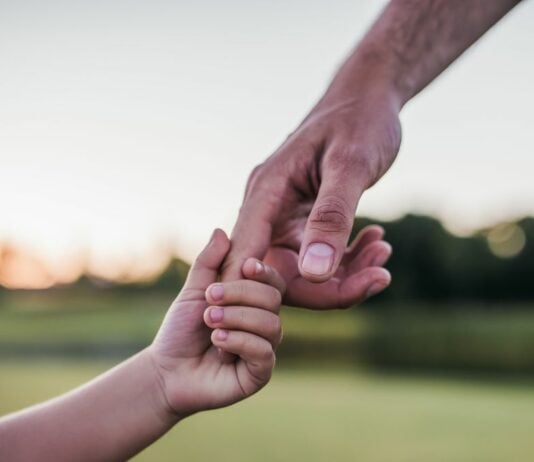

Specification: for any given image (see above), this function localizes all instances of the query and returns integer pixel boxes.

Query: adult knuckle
[245,162,266,193]
[350,152,373,178]
[309,195,352,234]
[328,146,354,168]
[249,162,265,180]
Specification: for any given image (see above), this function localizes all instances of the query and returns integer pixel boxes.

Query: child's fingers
[204,306,282,348]
[205,280,281,313]
[211,329,275,383]
[241,258,286,295]
[184,229,230,290]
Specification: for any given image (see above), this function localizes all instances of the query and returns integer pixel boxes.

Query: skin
[0,0,524,458]
[0,230,285,462]
[224,0,522,310]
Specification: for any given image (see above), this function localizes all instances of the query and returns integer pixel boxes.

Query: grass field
[1,360,534,462]
[3,291,534,460]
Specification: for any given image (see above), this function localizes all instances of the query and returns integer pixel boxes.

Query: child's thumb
[184,229,231,290]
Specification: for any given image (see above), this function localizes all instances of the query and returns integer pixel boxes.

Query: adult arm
[225,0,521,308]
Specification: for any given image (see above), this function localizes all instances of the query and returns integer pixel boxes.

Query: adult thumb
[299,163,363,282]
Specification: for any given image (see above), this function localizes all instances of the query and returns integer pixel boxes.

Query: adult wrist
[321,43,409,112]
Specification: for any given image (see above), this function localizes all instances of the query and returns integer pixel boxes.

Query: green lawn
[1,360,533,462]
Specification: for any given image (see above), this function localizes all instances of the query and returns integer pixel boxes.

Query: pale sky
[1,0,533,285]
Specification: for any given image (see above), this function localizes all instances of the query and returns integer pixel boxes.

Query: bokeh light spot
[487,223,526,258]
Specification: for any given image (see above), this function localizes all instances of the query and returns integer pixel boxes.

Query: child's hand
[0,229,283,461]
[148,229,285,419]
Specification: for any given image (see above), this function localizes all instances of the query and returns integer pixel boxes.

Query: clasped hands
[148,90,399,422]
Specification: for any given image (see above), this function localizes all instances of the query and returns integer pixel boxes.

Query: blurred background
[1,0,534,460]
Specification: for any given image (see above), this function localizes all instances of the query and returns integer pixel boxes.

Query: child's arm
[0,229,284,461]
[0,350,176,461]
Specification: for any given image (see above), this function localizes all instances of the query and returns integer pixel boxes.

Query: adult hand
[223,86,401,309]
[221,0,519,309]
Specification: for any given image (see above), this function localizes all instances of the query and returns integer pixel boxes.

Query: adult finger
[299,148,365,282]
[216,165,281,364]
[221,164,283,282]
[346,240,392,274]
[346,225,385,256]
[338,267,391,305]
[285,267,391,309]
[181,229,230,292]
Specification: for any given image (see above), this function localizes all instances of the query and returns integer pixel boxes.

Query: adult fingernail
[302,243,335,276]
[371,252,387,267]
[215,329,228,341]
[255,261,264,275]
[371,245,392,267]
[366,282,387,298]
[209,307,224,322]
[209,284,224,301]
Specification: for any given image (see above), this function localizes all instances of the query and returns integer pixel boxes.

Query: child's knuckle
[271,289,282,309]
[270,316,282,336]
[259,344,274,362]
[240,334,251,351]
[238,308,247,322]
[236,281,247,299]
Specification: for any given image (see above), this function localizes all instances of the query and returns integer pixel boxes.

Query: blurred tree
[355,215,534,307]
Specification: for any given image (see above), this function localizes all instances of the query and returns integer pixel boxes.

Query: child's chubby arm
[0,229,284,462]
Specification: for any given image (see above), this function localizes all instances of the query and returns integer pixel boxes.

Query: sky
[0,0,533,286]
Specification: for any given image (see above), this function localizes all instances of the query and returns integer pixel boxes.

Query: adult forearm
[0,349,177,462]
[324,0,521,106]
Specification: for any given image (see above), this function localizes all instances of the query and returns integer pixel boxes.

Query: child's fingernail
[209,307,224,322]
[371,246,392,267]
[215,329,228,341]
[302,243,335,276]
[209,284,224,301]
[255,261,264,274]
